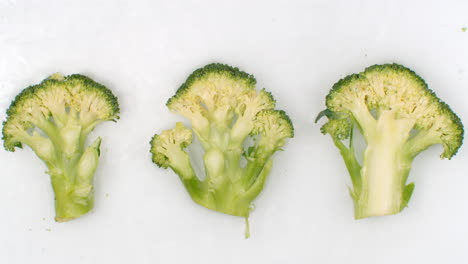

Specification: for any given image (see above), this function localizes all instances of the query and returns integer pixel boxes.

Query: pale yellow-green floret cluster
[3,73,119,152]
[150,122,192,171]
[252,109,294,153]
[166,65,278,147]
[324,64,463,159]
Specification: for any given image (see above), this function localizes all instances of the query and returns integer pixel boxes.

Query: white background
[1,0,467,263]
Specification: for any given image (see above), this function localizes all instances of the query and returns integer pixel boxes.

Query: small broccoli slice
[316,64,464,219]
[150,63,294,237]
[2,73,119,222]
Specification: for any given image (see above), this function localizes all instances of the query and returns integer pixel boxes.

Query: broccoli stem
[168,117,283,220]
[356,142,406,218]
[51,174,94,222]
[49,146,98,222]
[331,136,361,199]
[42,125,100,222]
[198,141,269,217]
[353,111,415,218]
[354,142,414,219]
[242,159,273,203]
[203,158,270,217]
[242,155,270,188]
[208,193,251,217]
[202,147,252,217]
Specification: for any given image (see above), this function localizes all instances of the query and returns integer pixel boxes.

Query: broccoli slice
[150,63,293,237]
[2,73,119,222]
[316,64,464,219]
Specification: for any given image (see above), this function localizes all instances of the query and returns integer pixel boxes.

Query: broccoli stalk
[150,63,293,236]
[2,73,119,221]
[317,64,463,219]
[50,137,102,222]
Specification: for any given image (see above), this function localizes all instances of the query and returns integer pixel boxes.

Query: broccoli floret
[316,64,464,219]
[2,73,119,222]
[150,63,294,237]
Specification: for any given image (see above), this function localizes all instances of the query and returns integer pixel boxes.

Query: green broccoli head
[3,74,119,151]
[252,109,294,154]
[150,63,293,237]
[2,73,119,222]
[166,63,276,144]
[317,64,463,219]
[150,122,193,176]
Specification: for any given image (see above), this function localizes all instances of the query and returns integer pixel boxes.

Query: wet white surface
[0,0,467,263]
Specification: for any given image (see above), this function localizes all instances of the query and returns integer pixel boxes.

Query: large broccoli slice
[316,64,464,219]
[150,63,293,237]
[2,73,119,222]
